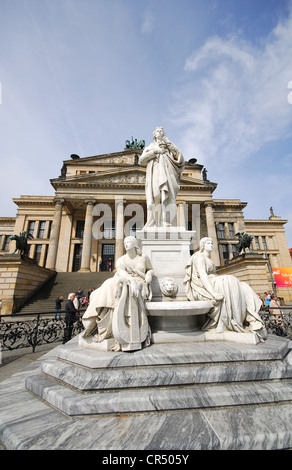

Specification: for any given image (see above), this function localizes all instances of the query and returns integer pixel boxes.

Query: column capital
[204,201,214,208]
[53,198,65,206]
[85,199,96,206]
[115,196,126,205]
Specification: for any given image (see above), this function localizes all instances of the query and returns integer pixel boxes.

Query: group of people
[54,287,95,344]
[54,287,94,319]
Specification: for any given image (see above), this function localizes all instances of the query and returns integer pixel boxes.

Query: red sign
[272,268,292,287]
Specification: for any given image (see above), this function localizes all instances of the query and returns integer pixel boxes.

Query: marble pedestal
[135,227,211,342]
[136,227,195,301]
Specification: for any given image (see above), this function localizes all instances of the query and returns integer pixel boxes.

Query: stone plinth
[0,254,55,315]
[136,227,195,301]
[217,253,269,296]
[135,228,211,342]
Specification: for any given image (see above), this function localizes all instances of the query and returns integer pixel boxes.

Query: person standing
[63,293,78,344]
[77,287,84,300]
[265,291,271,307]
[54,295,63,320]
[73,292,80,313]
[269,295,283,325]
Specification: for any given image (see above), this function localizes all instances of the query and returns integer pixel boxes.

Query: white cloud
[141,10,155,34]
[170,9,292,166]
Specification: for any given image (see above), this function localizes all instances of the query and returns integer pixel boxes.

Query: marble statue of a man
[139,127,185,227]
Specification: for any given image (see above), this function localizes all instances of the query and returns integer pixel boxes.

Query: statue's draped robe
[82,254,152,349]
[184,252,264,334]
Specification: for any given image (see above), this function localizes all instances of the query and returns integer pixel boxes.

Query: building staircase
[15,271,114,314]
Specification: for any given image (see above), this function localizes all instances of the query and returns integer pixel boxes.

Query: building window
[262,236,267,250]
[104,221,115,239]
[34,245,42,265]
[38,221,46,239]
[4,235,10,251]
[76,221,85,238]
[47,221,52,239]
[27,221,35,237]
[72,244,83,272]
[101,244,115,271]
[221,244,229,264]
[218,223,225,239]
[228,223,235,238]
[254,236,260,250]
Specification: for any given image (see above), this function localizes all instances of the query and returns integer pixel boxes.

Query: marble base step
[25,335,292,417]
[26,372,292,417]
[39,348,292,391]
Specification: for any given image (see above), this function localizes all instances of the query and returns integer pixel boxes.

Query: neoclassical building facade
[1,147,292,300]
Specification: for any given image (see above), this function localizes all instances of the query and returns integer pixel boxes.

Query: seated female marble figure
[82,236,154,351]
[184,237,266,340]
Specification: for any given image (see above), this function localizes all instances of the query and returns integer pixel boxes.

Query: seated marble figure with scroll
[80,236,154,351]
[184,237,267,343]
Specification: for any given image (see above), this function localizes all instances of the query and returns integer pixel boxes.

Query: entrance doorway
[101,244,115,271]
[72,244,83,272]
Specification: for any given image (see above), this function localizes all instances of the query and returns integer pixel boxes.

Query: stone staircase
[15,271,114,314]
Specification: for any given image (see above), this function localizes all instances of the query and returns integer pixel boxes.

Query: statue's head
[199,237,213,252]
[153,127,166,141]
[124,236,141,255]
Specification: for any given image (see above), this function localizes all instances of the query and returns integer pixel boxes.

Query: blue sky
[0,0,292,248]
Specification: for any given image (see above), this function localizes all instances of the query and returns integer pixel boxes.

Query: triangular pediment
[63,150,141,168]
[52,167,147,187]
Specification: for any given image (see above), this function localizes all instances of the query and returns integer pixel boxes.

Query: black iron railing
[0,311,85,353]
[259,307,292,339]
[0,307,291,354]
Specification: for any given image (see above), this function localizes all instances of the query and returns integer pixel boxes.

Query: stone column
[79,200,96,272]
[177,201,187,229]
[46,198,64,270]
[115,198,125,262]
[204,203,220,266]
[228,243,233,260]
[0,235,6,251]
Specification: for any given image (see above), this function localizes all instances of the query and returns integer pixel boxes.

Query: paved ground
[0,342,60,383]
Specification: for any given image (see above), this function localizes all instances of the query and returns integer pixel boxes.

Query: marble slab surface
[56,334,291,369]
[39,346,292,391]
